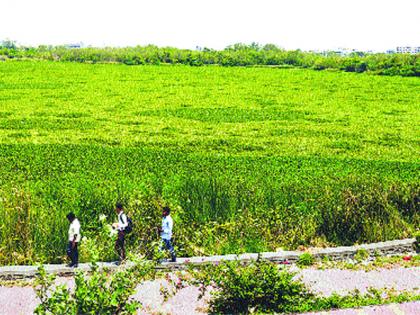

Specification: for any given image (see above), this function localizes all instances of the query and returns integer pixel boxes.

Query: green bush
[186,260,420,314]
[354,248,370,262]
[34,260,155,315]
[297,252,315,267]
[191,260,315,314]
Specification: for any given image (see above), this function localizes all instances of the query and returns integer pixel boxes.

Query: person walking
[159,206,176,262]
[112,202,128,264]
[66,212,81,268]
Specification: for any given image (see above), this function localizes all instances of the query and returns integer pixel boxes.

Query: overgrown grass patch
[0,61,418,265]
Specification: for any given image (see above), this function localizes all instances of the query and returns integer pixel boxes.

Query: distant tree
[226,43,248,51]
[263,43,281,51]
[249,42,261,51]
[1,39,17,49]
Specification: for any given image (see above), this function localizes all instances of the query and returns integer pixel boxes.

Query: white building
[395,46,420,54]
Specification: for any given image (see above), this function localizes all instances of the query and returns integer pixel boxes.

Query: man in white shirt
[112,202,128,263]
[159,206,176,262]
[66,212,81,268]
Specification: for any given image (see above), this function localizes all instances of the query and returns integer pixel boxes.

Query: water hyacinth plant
[0,60,418,265]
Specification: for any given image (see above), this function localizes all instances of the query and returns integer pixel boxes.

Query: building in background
[66,42,83,49]
[395,46,420,54]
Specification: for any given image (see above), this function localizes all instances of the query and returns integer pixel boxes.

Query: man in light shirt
[66,212,81,268]
[159,206,176,262]
[112,202,128,263]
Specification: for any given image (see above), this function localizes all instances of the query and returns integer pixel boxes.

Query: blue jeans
[161,238,176,262]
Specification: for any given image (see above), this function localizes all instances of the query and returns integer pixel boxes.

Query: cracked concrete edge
[0,238,416,279]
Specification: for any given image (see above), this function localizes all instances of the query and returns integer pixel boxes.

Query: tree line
[1,41,419,76]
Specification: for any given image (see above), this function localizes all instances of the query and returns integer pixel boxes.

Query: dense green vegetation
[35,259,420,314]
[1,42,419,76]
[183,260,420,314]
[35,261,155,315]
[0,60,419,265]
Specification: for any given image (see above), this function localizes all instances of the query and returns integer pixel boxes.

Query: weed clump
[354,248,370,262]
[298,252,315,267]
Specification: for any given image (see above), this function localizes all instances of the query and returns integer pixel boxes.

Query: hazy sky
[1,0,419,51]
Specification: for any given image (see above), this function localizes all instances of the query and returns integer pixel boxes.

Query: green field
[0,60,419,265]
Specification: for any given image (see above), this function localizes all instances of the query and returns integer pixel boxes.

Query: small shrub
[34,259,155,315]
[34,266,75,315]
[297,252,315,267]
[185,260,420,314]
[354,248,369,262]
[190,260,315,314]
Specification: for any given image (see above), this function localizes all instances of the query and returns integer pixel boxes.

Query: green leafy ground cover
[0,60,419,265]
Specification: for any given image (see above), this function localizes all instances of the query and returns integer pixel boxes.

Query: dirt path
[1,266,419,315]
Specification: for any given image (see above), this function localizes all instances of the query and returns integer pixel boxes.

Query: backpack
[124,216,133,234]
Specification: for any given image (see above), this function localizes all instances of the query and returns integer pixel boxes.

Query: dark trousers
[67,242,79,266]
[115,231,126,261]
[161,238,176,262]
